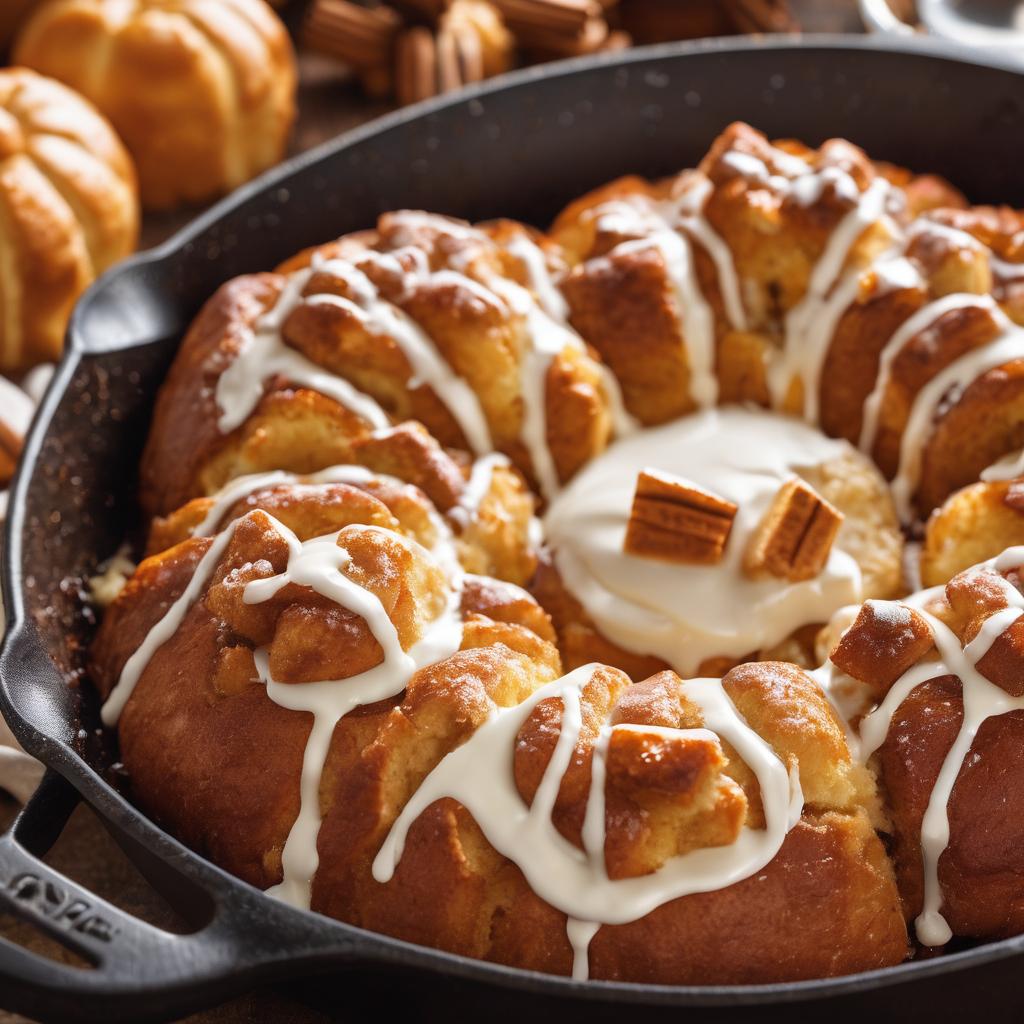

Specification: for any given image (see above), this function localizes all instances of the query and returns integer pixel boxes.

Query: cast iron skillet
[4,35,1024,1024]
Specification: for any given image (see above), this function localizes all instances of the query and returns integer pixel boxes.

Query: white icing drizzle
[101,525,240,726]
[673,176,748,333]
[215,266,391,435]
[373,663,802,980]
[309,255,493,456]
[592,171,752,409]
[492,273,583,500]
[982,447,1024,482]
[215,245,498,456]
[503,234,570,323]
[192,463,464,589]
[990,253,1024,285]
[855,549,1024,946]
[790,269,865,422]
[771,178,892,418]
[566,919,601,981]
[873,255,923,295]
[501,235,638,440]
[449,452,510,530]
[192,464,381,538]
[615,233,718,408]
[220,214,634,507]
[249,520,464,908]
[780,243,925,426]
[386,213,641,493]
[858,293,997,455]
[385,209,482,244]
[808,659,868,759]
[494,233,638,499]
[544,407,863,677]
[104,465,466,907]
[720,151,866,208]
[888,306,1024,521]
[907,218,986,253]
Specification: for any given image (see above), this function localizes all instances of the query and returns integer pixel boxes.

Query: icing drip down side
[823,548,1024,947]
[373,663,802,980]
[249,519,464,908]
[101,471,466,908]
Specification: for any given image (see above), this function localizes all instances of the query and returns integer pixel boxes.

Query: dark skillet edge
[3,35,1024,1010]
[65,31,1024,357]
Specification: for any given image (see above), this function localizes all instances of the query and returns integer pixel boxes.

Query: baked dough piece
[922,477,1024,588]
[828,553,1024,946]
[138,213,617,520]
[15,0,296,210]
[0,0,35,49]
[0,68,137,372]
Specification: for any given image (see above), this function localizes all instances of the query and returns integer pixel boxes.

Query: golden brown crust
[550,123,1024,517]
[873,678,1024,939]
[562,239,701,424]
[587,811,906,983]
[917,360,1024,517]
[15,0,297,210]
[141,122,1024,534]
[870,304,1005,484]
[334,658,904,983]
[831,600,935,700]
[818,279,928,445]
[701,126,888,332]
[0,67,137,372]
[140,273,286,517]
[922,480,1024,588]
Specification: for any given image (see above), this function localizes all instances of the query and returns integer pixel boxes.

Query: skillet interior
[6,36,1024,1020]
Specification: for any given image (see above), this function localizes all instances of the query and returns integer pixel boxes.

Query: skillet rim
[5,33,1024,1007]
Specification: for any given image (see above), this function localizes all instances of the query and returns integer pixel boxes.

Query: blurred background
[0,0,1003,1020]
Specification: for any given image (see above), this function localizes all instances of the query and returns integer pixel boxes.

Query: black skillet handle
[0,772,382,1024]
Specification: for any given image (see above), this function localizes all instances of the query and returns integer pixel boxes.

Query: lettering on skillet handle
[6,871,118,942]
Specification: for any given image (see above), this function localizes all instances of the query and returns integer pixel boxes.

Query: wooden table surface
[1,3,864,1021]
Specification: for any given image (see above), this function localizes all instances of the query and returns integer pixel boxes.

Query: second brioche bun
[14,0,297,211]
[0,67,138,373]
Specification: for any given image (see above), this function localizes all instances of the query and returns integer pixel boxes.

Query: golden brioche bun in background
[0,66,138,372]
[14,0,297,210]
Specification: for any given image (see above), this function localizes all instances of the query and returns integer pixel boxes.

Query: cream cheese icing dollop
[543,406,864,676]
